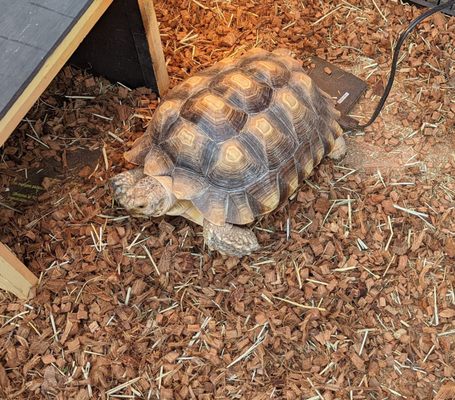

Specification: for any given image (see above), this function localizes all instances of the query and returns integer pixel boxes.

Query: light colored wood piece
[0,0,113,147]
[0,242,38,299]
[137,0,170,96]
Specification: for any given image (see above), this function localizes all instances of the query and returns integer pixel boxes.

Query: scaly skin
[111,168,259,257]
[110,168,174,217]
[203,220,260,257]
[328,136,347,161]
[111,135,345,257]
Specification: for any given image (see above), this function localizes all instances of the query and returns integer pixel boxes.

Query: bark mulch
[0,0,454,399]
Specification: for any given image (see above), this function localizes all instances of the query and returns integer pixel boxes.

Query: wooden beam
[0,0,113,148]
[0,242,38,300]
[137,0,170,96]
[71,0,165,95]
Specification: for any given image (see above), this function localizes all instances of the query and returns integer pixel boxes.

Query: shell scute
[242,112,297,170]
[270,88,317,142]
[294,141,314,179]
[241,58,291,88]
[246,173,280,215]
[172,167,207,200]
[165,75,212,102]
[151,99,183,141]
[226,191,255,225]
[191,186,227,225]
[289,73,338,154]
[161,120,215,175]
[211,69,273,113]
[206,137,267,190]
[127,48,342,225]
[180,90,248,142]
[278,158,299,201]
[143,144,174,176]
[271,48,303,70]
[124,133,154,165]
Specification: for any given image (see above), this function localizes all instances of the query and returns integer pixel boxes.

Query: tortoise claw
[203,220,260,257]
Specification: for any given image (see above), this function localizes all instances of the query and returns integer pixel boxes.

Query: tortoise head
[110,170,175,218]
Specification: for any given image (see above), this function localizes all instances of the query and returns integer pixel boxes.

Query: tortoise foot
[203,220,260,257]
[328,136,347,161]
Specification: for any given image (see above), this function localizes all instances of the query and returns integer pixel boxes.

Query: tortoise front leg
[203,220,260,257]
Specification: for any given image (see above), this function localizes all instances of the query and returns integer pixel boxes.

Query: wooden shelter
[0,0,169,299]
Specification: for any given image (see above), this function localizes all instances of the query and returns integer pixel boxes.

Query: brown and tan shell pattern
[125,48,343,226]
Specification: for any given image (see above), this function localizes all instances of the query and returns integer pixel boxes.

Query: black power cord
[346,0,455,132]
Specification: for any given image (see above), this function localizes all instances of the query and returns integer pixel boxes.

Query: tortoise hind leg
[328,136,347,161]
[203,220,260,257]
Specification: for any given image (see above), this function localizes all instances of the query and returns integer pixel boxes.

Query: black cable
[346,0,455,132]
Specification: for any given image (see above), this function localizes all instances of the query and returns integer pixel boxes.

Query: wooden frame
[138,0,170,95]
[0,243,38,299]
[0,0,113,148]
[0,0,169,299]
[70,0,169,96]
[0,0,113,299]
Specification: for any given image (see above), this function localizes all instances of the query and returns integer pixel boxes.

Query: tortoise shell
[125,48,342,226]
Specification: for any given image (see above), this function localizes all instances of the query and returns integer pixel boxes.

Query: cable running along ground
[347,0,455,132]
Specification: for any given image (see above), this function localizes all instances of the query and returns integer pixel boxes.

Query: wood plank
[0,242,38,299]
[27,0,94,17]
[0,0,113,147]
[137,0,170,96]
[70,0,155,93]
[0,0,94,119]
[70,0,168,96]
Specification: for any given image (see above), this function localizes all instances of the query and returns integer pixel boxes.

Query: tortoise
[110,48,346,257]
